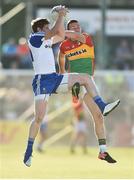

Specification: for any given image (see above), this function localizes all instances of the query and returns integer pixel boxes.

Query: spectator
[70,100,88,154]
[17,37,32,69]
[1,38,19,69]
[114,39,132,70]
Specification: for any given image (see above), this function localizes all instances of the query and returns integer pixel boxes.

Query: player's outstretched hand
[58,8,68,17]
[52,5,69,17]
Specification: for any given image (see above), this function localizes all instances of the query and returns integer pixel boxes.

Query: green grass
[0,121,134,179]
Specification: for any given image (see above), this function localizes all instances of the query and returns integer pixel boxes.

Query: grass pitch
[0,121,134,179]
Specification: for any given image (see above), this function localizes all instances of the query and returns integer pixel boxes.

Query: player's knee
[82,74,91,84]
[35,114,45,124]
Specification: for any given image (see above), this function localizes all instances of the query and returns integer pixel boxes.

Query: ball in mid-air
[50,5,69,21]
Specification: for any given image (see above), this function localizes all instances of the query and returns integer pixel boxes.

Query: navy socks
[24,138,34,163]
[93,96,107,113]
[26,138,34,153]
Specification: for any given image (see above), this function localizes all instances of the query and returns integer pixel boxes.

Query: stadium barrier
[0,70,134,147]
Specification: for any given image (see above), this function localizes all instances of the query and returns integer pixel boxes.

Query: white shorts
[56,73,69,93]
[35,73,77,101]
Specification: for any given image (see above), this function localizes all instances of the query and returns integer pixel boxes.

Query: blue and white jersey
[28,32,56,75]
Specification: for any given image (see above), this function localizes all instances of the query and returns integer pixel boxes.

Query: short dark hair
[31,18,50,32]
[66,20,79,30]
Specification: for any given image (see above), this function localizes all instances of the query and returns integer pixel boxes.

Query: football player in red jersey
[58,19,120,163]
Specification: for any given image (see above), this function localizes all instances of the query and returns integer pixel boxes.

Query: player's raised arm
[45,6,68,43]
[65,30,86,43]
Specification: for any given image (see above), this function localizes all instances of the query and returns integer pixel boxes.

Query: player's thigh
[56,73,89,93]
[68,73,88,90]
[56,73,69,93]
[56,73,81,93]
[35,99,48,120]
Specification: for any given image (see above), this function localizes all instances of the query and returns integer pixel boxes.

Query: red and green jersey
[60,33,95,76]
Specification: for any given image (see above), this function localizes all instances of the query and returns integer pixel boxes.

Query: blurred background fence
[0,70,133,147]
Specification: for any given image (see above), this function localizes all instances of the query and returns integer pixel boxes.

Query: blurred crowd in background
[1,37,32,69]
[0,37,61,70]
[1,37,134,70]
[107,39,134,70]
[0,0,134,71]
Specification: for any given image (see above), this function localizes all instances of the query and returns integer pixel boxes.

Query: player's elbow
[57,29,65,38]
[57,26,65,35]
